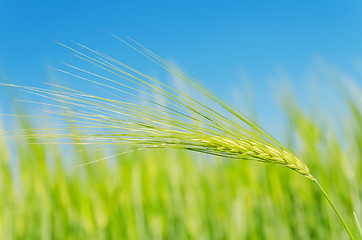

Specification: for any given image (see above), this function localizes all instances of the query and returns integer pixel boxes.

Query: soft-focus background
[1,1,362,239]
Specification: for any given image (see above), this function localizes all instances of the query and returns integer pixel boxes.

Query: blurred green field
[0,83,361,240]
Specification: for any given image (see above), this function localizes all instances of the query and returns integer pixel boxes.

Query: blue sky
[1,1,362,134]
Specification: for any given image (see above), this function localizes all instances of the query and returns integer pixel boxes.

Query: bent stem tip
[312,179,355,240]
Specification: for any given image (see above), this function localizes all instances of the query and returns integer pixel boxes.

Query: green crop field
[0,41,361,239]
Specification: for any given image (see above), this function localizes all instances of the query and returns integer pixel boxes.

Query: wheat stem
[313,179,355,240]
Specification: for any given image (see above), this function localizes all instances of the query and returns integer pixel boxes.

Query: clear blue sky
[1,1,362,134]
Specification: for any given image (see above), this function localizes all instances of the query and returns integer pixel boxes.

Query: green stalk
[313,179,355,240]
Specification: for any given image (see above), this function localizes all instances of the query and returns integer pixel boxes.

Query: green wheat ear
[1,35,354,239]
